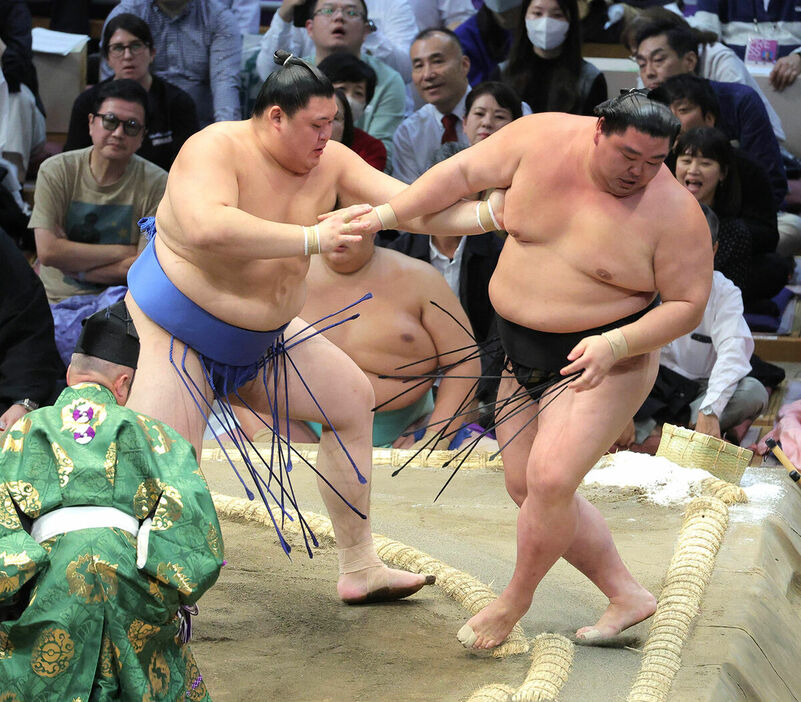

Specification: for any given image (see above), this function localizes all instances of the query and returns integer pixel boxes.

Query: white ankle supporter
[338,540,384,574]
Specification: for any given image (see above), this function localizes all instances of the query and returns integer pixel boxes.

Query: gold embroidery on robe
[30,627,74,677]
[103,442,117,483]
[147,650,170,695]
[128,620,160,654]
[51,442,74,488]
[65,554,119,603]
[135,416,174,456]
[5,482,40,517]
[0,629,14,659]
[2,416,31,453]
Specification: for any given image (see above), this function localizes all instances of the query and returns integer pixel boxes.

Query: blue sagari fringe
[166,293,374,558]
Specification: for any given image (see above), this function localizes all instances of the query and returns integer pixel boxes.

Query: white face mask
[347,96,365,123]
[525,16,570,51]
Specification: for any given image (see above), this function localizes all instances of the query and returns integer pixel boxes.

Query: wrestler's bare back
[153,120,345,331]
[488,115,702,332]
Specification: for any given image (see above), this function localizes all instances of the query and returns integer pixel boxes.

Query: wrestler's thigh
[528,351,659,492]
[125,292,212,448]
[236,317,374,426]
[494,370,540,505]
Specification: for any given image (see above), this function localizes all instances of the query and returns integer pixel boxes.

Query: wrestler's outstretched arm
[561,176,713,391]
[156,127,370,260]
[329,123,525,236]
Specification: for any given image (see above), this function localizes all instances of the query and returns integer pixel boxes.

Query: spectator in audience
[393,28,471,183]
[65,13,199,172]
[0,0,45,184]
[409,0,476,32]
[331,87,387,170]
[258,0,419,82]
[318,52,386,169]
[102,0,242,127]
[0,226,65,433]
[455,0,522,85]
[671,126,792,307]
[501,0,606,114]
[257,0,406,162]
[224,0,262,34]
[622,9,786,145]
[29,80,167,358]
[301,231,481,448]
[630,20,789,209]
[617,209,768,447]
[691,0,801,90]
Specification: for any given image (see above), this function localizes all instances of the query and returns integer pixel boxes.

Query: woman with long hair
[502,0,606,114]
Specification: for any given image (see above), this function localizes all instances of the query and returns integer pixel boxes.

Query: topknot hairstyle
[594,91,680,147]
[252,50,334,118]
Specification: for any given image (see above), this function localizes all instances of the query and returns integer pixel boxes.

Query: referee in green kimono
[0,301,223,701]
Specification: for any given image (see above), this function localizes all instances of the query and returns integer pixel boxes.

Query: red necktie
[441,113,459,144]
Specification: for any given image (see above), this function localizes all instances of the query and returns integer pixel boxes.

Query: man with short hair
[0,301,223,700]
[257,0,406,163]
[393,28,471,184]
[301,232,480,448]
[102,0,242,126]
[622,8,786,142]
[630,21,789,209]
[364,93,712,649]
[257,0,419,82]
[123,54,492,605]
[30,79,168,307]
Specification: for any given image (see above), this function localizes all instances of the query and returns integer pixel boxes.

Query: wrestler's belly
[489,248,656,333]
[156,238,308,330]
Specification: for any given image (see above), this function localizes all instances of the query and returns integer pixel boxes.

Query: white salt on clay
[584,451,714,506]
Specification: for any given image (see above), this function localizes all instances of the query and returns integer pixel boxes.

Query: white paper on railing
[32,27,90,56]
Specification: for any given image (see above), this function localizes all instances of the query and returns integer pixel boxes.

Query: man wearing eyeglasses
[257,0,409,166]
[29,79,168,311]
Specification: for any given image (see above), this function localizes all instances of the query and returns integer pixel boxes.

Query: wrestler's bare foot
[338,565,435,604]
[457,593,531,650]
[575,586,657,642]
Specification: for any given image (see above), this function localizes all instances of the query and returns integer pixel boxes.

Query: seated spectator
[408,0,475,33]
[257,0,406,163]
[630,19,789,209]
[0,226,65,433]
[454,0,521,86]
[301,232,481,448]
[29,80,168,357]
[691,0,801,90]
[671,126,792,308]
[0,0,45,184]
[224,0,262,34]
[0,302,223,701]
[501,0,606,115]
[318,53,386,169]
[622,9,787,146]
[393,28,471,183]
[102,0,242,127]
[65,13,199,172]
[256,0,419,82]
[618,211,768,447]
[332,87,387,170]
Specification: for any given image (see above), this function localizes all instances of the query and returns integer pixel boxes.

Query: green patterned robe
[0,382,224,701]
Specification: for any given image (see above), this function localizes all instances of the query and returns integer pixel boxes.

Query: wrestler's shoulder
[179,121,250,154]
